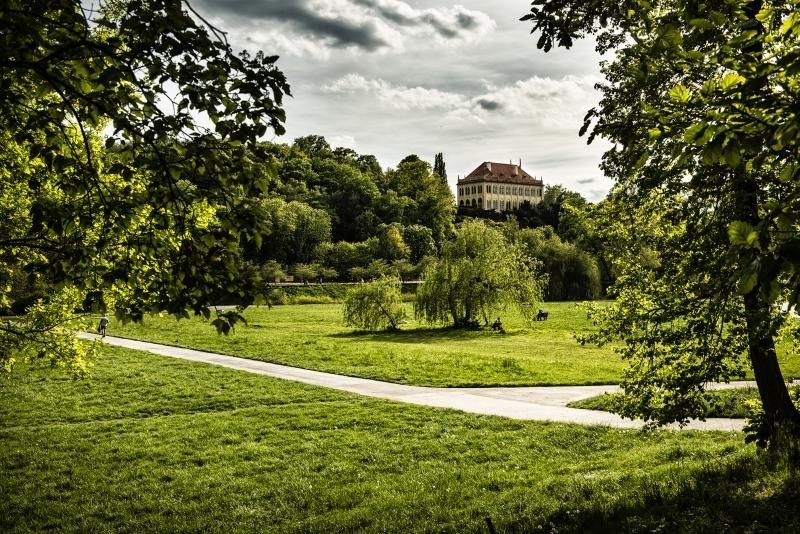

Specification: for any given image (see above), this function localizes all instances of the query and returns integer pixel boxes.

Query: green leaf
[755,7,773,22]
[728,221,759,248]
[720,73,745,91]
[722,142,741,168]
[689,18,713,30]
[777,214,794,233]
[669,85,690,103]
[728,221,753,245]
[634,151,650,169]
[779,164,796,183]
[780,11,799,35]
[738,270,757,295]
[684,123,706,144]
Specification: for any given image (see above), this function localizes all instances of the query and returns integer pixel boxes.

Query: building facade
[456,162,544,211]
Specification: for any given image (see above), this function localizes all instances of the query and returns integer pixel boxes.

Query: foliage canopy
[342,276,406,331]
[0,0,289,374]
[524,0,800,438]
[415,219,546,327]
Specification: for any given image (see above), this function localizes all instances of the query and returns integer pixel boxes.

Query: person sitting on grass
[491,317,505,334]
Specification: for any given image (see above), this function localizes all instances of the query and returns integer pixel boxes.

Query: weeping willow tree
[415,219,546,327]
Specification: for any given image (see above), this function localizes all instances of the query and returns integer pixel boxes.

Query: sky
[192,0,614,201]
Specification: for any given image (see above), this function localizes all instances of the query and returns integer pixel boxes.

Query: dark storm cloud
[577,178,596,184]
[195,0,388,50]
[351,0,484,39]
[476,98,502,111]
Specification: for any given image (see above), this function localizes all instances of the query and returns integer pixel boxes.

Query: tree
[433,152,447,183]
[402,224,437,263]
[376,224,411,261]
[386,158,455,245]
[524,0,800,440]
[342,276,407,331]
[1,0,289,375]
[415,220,546,327]
[290,263,319,284]
[390,259,416,281]
[515,226,601,301]
[254,198,331,265]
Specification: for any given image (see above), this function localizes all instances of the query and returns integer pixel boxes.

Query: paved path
[78,333,753,431]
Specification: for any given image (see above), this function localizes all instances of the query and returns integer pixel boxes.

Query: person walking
[98,315,109,338]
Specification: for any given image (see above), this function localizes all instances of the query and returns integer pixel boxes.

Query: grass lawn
[108,302,625,387]
[2,345,799,532]
[568,388,761,419]
[107,302,800,387]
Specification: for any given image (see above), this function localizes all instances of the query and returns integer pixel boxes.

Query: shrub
[342,276,406,331]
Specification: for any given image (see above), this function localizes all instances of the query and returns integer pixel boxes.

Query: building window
[459,200,464,207]
[472,199,476,207]
[506,201,511,210]
[477,198,482,207]
[493,200,498,209]
[479,185,483,193]
[506,186,511,194]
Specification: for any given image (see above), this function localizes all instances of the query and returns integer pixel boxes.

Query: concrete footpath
[78,333,752,432]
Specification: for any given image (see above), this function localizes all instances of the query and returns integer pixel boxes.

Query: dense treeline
[236,135,607,301]
[5,131,608,315]
[239,136,453,284]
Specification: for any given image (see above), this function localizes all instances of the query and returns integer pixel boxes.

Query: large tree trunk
[735,168,800,433]
[742,291,800,429]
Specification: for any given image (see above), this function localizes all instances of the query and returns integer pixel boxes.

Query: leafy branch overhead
[0,0,290,374]
[524,0,800,441]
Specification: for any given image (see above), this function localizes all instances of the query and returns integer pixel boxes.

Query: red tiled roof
[457,162,543,186]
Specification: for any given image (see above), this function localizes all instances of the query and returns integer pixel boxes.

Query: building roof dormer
[457,162,543,186]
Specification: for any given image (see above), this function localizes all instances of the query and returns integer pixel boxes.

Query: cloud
[326,73,464,109]
[196,0,389,51]
[324,73,600,125]
[351,0,493,39]
[328,134,360,150]
[577,178,596,184]
[194,0,494,57]
[476,98,502,111]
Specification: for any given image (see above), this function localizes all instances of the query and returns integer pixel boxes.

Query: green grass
[108,302,800,387]
[109,302,627,387]
[3,345,799,532]
[569,387,800,419]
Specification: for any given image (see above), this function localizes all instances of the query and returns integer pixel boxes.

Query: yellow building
[457,162,544,211]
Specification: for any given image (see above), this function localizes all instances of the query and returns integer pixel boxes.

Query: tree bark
[735,169,800,432]
[743,292,800,428]
[736,0,800,434]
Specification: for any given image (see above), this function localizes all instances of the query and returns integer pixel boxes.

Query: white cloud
[324,73,601,125]
[326,74,465,110]
[328,134,360,150]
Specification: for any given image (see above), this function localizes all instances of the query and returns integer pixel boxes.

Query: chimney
[486,162,492,172]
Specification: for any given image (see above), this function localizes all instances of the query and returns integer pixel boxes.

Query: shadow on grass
[329,326,527,344]
[511,454,800,533]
